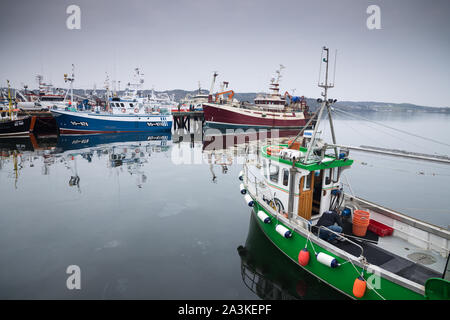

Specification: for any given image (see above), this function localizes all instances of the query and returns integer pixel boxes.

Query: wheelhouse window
[332,167,340,183]
[269,164,279,183]
[304,173,312,191]
[324,168,331,185]
[282,168,289,186]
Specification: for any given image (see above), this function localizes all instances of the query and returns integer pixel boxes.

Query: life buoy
[134,108,139,113]
[267,146,282,155]
[121,108,126,113]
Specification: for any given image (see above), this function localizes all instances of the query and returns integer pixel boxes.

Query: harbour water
[0,112,449,299]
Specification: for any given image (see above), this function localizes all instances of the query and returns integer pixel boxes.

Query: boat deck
[315,220,445,286]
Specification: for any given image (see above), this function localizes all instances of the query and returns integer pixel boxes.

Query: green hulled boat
[238,213,347,300]
[239,47,450,300]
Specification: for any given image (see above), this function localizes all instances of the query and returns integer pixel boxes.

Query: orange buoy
[298,248,310,266]
[288,140,301,150]
[121,108,126,113]
[353,276,366,298]
[267,146,281,155]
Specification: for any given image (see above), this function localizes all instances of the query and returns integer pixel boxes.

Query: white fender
[239,183,246,194]
[316,252,339,268]
[244,194,254,207]
[257,211,271,224]
[275,224,292,238]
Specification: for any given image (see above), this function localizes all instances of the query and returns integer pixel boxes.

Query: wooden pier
[172,111,204,130]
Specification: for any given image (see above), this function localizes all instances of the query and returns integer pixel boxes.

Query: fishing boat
[0,114,33,137]
[239,47,450,300]
[16,74,72,111]
[147,89,177,111]
[51,70,173,135]
[51,106,172,135]
[0,81,36,137]
[202,67,312,129]
[176,82,209,112]
[116,68,177,113]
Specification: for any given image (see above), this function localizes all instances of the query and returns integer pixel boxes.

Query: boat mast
[71,64,74,104]
[64,64,75,107]
[304,46,337,163]
[104,72,111,111]
[208,71,218,102]
[7,80,13,120]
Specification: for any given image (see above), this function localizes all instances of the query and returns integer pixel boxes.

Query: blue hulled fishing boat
[51,108,172,135]
[51,67,173,135]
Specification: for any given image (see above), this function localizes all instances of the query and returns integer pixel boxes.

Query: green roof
[262,144,354,171]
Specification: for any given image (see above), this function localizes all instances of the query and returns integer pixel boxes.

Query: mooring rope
[305,227,386,300]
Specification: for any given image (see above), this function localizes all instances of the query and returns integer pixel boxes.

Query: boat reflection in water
[0,134,58,187]
[238,213,347,300]
[0,132,171,190]
[202,127,299,183]
[56,132,172,189]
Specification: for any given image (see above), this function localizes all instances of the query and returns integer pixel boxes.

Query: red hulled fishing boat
[202,66,313,129]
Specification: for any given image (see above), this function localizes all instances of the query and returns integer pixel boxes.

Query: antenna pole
[304,46,337,162]
[7,80,13,120]
[71,64,74,105]
[208,71,218,102]
[325,49,338,157]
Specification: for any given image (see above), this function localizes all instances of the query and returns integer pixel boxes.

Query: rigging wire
[332,108,450,148]
[322,113,392,149]
[350,148,450,173]
[332,110,431,152]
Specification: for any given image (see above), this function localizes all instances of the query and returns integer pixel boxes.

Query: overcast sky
[1,0,449,107]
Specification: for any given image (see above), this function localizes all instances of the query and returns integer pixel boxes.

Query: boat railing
[244,163,274,202]
[317,225,365,259]
[344,194,450,257]
[238,102,305,114]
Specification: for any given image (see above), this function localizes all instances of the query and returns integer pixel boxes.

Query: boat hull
[57,132,171,152]
[203,103,311,129]
[51,110,172,135]
[249,199,427,300]
[0,116,32,137]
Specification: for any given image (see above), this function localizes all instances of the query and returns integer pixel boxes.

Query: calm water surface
[0,112,449,299]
